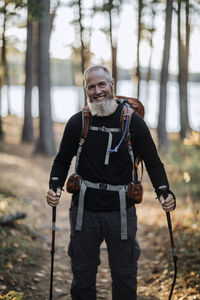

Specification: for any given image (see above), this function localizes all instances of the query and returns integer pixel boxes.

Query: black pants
[68,204,141,300]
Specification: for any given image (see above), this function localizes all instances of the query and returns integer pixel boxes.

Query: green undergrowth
[161,131,200,202]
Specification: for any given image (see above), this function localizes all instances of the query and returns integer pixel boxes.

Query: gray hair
[83,65,113,87]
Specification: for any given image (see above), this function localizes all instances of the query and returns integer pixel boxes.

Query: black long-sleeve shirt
[50,103,169,211]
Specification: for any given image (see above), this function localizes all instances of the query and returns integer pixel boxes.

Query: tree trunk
[0,4,7,139]
[0,77,3,139]
[78,0,86,104]
[145,7,155,102]
[35,0,55,156]
[112,46,117,90]
[136,0,143,98]
[1,5,11,115]
[157,0,173,149]
[33,22,39,87]
[178,0,190,140]
[22,0,34,142]
[146,6,155,83]
[108,1,117,90]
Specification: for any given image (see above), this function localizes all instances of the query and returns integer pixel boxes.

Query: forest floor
[0,115,200,300]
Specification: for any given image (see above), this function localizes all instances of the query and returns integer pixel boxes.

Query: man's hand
[46,188,62,207]
[159,193,176,212]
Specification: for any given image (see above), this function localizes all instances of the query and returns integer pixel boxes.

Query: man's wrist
[155,185,169,198]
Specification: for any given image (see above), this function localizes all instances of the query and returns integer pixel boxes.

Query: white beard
[88,99,118,117]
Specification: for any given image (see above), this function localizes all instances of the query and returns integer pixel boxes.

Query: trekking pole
[49,177,59,300]
[159,186,178,300]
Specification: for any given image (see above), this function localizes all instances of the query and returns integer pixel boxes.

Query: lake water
[1,80,200,132]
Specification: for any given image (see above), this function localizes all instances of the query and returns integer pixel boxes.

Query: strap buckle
[98,126,106,132]
[99,182,107,190]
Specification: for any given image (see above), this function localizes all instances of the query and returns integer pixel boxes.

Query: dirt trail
[0,117,179,300]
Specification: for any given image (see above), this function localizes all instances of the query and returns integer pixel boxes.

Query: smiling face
[85,68,115,104]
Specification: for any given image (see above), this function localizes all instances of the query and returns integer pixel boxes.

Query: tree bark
[35,0,56,156]
[78,0,87,104]
[0,77,3,139]
[112,46,117,90]
[22,0,34,142]
[136,0,143,98]
[33,22,39,87]
[157,0,173,149]
[0,4,7,139]
[1,4,11,115]
[108,0,117,90]
[178,0,187,140]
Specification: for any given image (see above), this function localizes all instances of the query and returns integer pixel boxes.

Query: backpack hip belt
[67,176,143,240]
[75,179,128,240]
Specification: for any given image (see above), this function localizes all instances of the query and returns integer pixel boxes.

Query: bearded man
[46,65,176,300]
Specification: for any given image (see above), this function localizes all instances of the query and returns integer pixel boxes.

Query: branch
[0,212,27,225]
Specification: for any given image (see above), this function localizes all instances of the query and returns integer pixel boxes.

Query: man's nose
[95,86,101,94]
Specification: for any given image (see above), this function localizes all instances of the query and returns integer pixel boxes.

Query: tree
[77,0,85,76]
[34,0,56,155]
[69,0,90,103]
[157,0,173,149]
[22,0,59,142]
[77,0,87,103]
[0,0,26,139]
[93,0,123,90]
[22,0,34,142]
[136,0,143,98]
[1,1,10,115]
[177,0,190,140]
[0,1,7,139]
[107,0,117,89]
[144,0,160,83]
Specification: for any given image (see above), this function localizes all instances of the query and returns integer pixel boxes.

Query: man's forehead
[86,69,108,84]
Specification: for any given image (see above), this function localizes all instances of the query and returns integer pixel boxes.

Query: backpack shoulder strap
[81,105,91,140]
[119,99,144,183]
[120,101,134,143]
[74,106,91,175]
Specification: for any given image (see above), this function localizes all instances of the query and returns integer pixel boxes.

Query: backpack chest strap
[90,126,121,165]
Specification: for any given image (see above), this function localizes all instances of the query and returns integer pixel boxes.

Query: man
[46,65,176,300]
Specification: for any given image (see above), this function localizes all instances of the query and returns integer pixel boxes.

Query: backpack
[66,96,145,206]
[80,96,145,182]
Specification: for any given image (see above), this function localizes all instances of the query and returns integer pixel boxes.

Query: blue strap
[109,103,130,153]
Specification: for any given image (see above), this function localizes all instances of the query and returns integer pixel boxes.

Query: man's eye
[99,83,106,87]
[88,86,95,90]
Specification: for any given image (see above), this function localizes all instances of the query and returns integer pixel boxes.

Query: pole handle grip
[51,177,59,193]
[50,177,59,223]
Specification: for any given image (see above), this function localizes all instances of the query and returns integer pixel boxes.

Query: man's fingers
[56,189,61,197]
[46,196,59,207]
[162,200,176,212]
[163,204,175,212]
[46,188,62,207]
[160,195,165,205]
[159,194,176,212]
